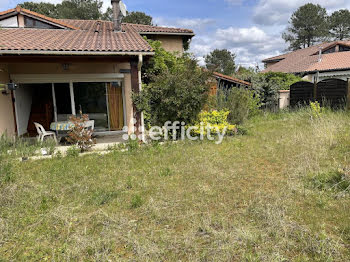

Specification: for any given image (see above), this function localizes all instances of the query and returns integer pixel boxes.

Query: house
[210,72,252,95]
[263,40,350,83]
[0,2,194,137]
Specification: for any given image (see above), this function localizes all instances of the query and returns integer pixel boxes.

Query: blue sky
[2,0,350,68]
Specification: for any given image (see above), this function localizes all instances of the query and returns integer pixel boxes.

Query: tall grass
[1,108,350,260]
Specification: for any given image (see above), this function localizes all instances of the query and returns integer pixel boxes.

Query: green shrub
[190,110,237,136]
[217,88,260,124]
[133,40,211,127]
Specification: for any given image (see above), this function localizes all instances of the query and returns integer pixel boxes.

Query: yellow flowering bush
[190,110,237,136]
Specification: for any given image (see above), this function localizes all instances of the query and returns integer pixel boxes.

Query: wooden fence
[290,79,348,108]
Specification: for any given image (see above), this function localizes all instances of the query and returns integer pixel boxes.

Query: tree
[122,11,153,25]
[133,40,211,126]
[20,2,58,18]
[20,0,105,20]
[283,3,329,50]
[329,9,350,40]
[205,49,236,76]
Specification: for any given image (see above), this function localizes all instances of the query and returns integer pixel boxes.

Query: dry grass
[1,109,350,261]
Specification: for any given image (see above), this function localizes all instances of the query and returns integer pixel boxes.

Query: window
[24,17,58,29]
[339,45,350,52]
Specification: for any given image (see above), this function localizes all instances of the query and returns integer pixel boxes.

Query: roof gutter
[140,32,195,37]
[0,50,155,56]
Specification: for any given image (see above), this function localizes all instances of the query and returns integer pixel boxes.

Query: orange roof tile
[213,72,252,86]
[59,19,195,35]
[0,6,194,55]
[263,41,350,73]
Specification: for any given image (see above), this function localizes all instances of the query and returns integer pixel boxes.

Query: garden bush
[133,40,211,127]
[217,88,260,124]
[190,110,237,136]
[67,114,95,152]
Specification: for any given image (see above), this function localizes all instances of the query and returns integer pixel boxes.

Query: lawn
[1,109,350,261]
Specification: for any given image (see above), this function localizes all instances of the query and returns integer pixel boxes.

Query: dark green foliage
[329,9,350,40]
[217,88,260,124]
[234,71,302,109]
[283,3,329,50]
[134,40,211,126]
[20,2,58,18]
[122,11,153,25]
[205,49,236,76]
[21,0,105,20]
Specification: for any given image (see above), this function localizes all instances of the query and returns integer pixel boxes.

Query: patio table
[50,121,75,131]
[50,120,95,131]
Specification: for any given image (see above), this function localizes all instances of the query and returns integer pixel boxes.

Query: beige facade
[278,90,290,109]
[0,59,135,136]
[0,64,15,136]
[148,35,185,55]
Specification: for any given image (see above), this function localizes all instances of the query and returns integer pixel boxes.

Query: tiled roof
[213,72,252,86]
[0,7,154,54]
[0,26,152,53]
[263,41,350,73]
[59,19,195,35]
[0,6,78,30]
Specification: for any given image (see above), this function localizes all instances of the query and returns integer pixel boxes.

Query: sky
[2,0,350,69]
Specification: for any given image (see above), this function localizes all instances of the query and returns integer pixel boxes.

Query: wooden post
[347,79,350,110]
[313,72,319,102]
[130,57,141,137]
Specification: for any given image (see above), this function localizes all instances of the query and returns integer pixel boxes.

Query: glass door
[53,83,72,121]
[73,82,109,131]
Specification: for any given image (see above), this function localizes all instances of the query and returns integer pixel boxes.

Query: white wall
[0,16,18,27]
[14,86,33,136]
[278,90,290,109]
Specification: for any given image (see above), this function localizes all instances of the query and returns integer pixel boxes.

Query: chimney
[111,0,122,32]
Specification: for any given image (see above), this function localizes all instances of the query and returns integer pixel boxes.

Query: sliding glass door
[73,82,109,131]
[52,81,124,132]
[53,83,72,121]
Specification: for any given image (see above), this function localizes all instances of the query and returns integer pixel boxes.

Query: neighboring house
[263,40,350,83]
[0,3,194,137]
[263,40,350,108]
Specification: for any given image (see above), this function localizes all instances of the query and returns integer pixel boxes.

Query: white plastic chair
[34,122,58,144]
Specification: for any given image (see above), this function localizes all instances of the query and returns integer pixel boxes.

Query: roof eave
[0,50,155,56]
[139,32,195,37]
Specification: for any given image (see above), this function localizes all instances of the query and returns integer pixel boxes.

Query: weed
[0,160,14,184]
[90,190,119,206]
[159,167,173,177]
[130,194,143,209]
[126,138,140,152]
[307,169,350,194]
[66,146,80,157]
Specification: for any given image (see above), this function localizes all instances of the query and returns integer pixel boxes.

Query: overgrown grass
[1,109,350,260]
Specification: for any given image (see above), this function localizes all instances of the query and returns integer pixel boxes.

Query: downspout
[138,54,146,142]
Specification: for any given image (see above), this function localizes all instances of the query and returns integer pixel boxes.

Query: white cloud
[154,17,216,32]
[190,26,287,68]
[253,0,350,26]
